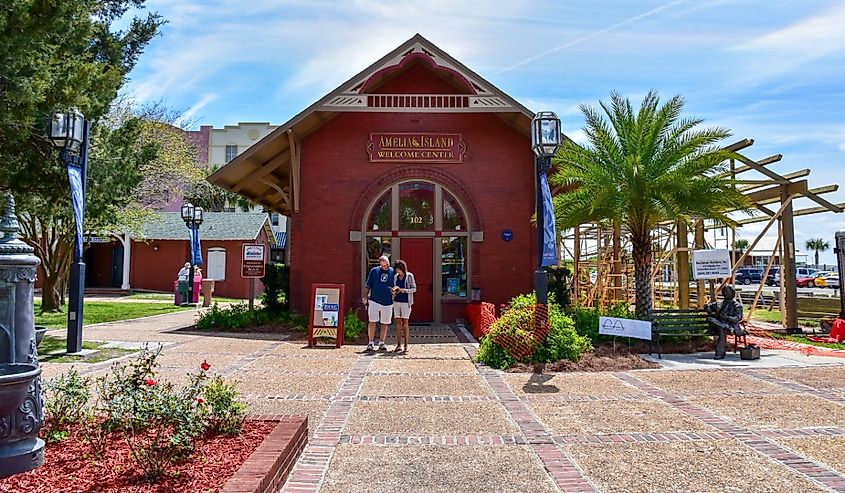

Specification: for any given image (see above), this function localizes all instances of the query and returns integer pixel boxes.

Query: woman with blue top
[391,260,416,353]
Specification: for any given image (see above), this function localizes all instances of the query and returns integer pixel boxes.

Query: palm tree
[735,239,749,255]
[552,91,749,319]
[805,238,830,267]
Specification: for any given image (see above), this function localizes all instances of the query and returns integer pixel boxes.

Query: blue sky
[126,0,845,264]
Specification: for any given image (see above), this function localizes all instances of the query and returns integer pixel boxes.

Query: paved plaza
[39,311,845,492]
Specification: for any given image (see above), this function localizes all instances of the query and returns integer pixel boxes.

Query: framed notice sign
[241,244,266,278]
[692,249,732,280]
[308,283,345,348]
[599,316,652,341]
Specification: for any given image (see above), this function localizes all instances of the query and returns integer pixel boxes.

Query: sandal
[393,346,403,352]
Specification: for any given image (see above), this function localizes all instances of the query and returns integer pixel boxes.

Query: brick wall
[289,61,535,320]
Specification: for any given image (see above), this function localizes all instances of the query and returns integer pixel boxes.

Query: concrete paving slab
[642,350,845,369]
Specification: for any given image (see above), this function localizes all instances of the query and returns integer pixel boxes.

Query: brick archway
[349,166,482,232]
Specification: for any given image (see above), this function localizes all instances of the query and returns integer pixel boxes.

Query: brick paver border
[617,371,845,492]
[453,324,599,493]
[281,354,374,493]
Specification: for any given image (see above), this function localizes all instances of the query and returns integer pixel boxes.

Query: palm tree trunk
[815,251,820,268]
[632,233,653,320]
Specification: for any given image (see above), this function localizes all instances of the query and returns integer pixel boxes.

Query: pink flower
[144,378,156,386]
[200,360,211,371]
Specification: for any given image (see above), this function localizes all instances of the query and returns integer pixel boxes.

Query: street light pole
[530,111,562,306]
[181,202,204,305]
[48,109,89,354]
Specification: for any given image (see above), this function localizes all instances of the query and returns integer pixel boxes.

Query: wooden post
[612,220,622,301]
[677,221,690,309]
[695,220,707,308]
[781,185,799,330]
[573,225,581,304]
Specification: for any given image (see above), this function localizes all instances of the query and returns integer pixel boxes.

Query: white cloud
[733,3,845,81]
[179,93,218,125]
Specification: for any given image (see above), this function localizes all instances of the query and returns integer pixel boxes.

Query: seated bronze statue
[704,285,746,359]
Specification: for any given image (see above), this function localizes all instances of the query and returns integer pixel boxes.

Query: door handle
[428,283,432,293]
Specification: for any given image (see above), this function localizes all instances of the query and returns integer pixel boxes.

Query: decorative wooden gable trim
[320,39,519,113]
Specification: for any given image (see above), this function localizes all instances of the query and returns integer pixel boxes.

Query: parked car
[735,268,763,285]
[816,272,838,288]
[827,274,841,289]
[765,267,780,286]
[797,272,821,287]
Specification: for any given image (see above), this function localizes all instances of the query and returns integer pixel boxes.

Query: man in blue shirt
[364,255,395,351]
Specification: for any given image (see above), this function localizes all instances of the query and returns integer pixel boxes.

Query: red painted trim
[360,52,477,94]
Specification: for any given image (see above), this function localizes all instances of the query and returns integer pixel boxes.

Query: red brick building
[210,34,551,322]
[83,212,275,299]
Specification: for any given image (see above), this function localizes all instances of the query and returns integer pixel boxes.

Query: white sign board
[599,316,652,341]
[692,249,732,280]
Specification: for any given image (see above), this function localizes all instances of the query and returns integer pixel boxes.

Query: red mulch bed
[2,420,277,493]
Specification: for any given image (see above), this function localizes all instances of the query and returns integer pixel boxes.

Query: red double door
[399,238,433,322]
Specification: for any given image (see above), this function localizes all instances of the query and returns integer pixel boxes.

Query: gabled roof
[137,212,276,244]
[208,34,537,215]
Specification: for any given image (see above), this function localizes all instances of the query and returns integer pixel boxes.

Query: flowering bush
[43,368,91,442]
[42,346,250,482]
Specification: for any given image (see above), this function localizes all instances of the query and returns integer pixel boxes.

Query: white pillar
[121,234,131,290]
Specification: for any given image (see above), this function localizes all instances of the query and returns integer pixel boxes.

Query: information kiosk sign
[308,283,345,348]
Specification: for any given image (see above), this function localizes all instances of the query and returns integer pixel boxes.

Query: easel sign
[308,283,345,348]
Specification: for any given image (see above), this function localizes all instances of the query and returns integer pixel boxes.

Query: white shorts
[393,302,412,319]
[368,301,393,324]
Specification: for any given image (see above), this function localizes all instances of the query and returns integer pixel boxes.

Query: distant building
[738,236,808,267]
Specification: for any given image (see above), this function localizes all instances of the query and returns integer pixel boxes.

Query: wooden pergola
[560,138,844,330]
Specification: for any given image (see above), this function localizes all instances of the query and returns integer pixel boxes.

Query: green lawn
[38,335,135,363]
[126,292,245,303]
[749,309,820,328]
[34,301,188,329]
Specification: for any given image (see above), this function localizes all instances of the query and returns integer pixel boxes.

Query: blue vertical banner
[67,165,85,259]
[190,225,203,266]
[540,172,558,266]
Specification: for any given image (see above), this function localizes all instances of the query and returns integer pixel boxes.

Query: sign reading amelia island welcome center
[367,132,466,163]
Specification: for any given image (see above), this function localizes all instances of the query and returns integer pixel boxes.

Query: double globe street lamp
[530,111,563,305]
[47,109,90,353]
[180,202,204,305]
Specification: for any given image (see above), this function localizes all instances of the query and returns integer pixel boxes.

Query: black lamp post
[180,202,204,305]
[530,111,562,305]
[47,109,89,353]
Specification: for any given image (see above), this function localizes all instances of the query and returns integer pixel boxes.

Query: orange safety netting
[466,302,497,338]
[492,304,550,361]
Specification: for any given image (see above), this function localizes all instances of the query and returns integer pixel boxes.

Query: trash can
[177,279,189,305]
[201,279,215,307]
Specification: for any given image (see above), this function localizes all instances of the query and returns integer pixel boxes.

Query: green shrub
[567,303,633,344]
[43,368,91,442]
[545,266,572,308]
[344,309,366,341]
[475,293,591,369]
[202,375,247,435]
[261,263,289,313]
[196,302,307,332]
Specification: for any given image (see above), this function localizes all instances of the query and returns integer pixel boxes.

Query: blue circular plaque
[501,230,513,242]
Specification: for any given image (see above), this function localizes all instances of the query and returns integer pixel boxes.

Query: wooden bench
[649,309,747,359]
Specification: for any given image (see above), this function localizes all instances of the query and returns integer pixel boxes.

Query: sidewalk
[39,319,845,492]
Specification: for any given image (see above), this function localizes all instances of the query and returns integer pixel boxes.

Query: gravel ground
[344,401,518,435]
[776,436,845,474]
[321,444,558,493]
[269,343,363,357]
[81,328,189,343]
[242,354,356,372]
[634,370,783,394]
[762,366,845,389]
[360,374,492,397]
[529,398,711,435]
[174,337,274,354]
[369,358,478,374]
[570,440,828,493]
[503,372,644,397]
[243,398,328,437]
[234,372,344,396]
[688,394,845,430]
[40,363,77,381]
[389,344,471,359]
[155,351,241,369]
